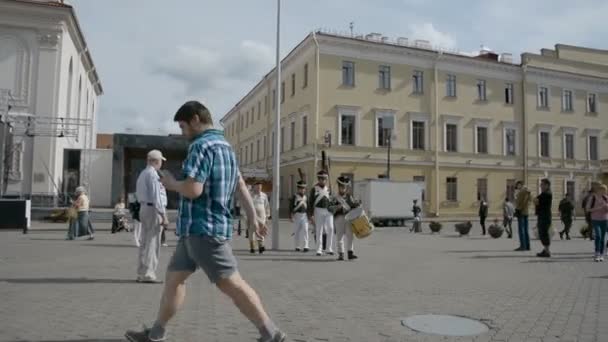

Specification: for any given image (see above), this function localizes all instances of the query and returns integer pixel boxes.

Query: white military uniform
[291,193,309,250]
[249,191,270,244]
[334,193,355,254]
[135,165,166,281]
[313,185,334,254]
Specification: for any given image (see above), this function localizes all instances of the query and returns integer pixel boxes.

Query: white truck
[353,179,424,227]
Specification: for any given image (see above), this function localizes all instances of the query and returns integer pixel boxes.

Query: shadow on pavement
[84,244,142,248]
[0,278,136,284]
[238,256,337,262]
[589,275,608,279]
[445,249,519,253]
[28,237,69,241]
[4,339,124,342]
[523,257,592,263]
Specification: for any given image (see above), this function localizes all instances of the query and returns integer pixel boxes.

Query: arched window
[66,58,73,117]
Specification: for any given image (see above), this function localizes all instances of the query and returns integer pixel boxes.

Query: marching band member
[308,170,335,256]
[332,176,360,261]
[289,180,309,252]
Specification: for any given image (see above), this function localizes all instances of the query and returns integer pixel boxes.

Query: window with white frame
[413,70,424,94]
[290,121,296,150]
[446,177,458,201]
[291,73,296,97]
[446,123,458,152]
[476,125,489,154]
[587,93,597,113]
[540,131,550,158]
[379,65,391,89]
[412,121,425,150]
[376,113,395,147]
[477,178,488,201]
[256,139,260,161]
[506,179,516,202]
[446,74,456,97]
[562,89,573,112]
[258,101,261,120]
[340,113,356,146]
[244,145,248,165]
[271,131,275,156]
[537,86,549,108]
[303,63,309,88]
[476,80,487,101]
[272,90,276,109]
[566,181,575,202]
[280,126,285,152]
[505,127,517,156]
[563,130,575,160]
[262,135,266,158]
[302,116,308,146]
[342,61,355,86]
[251,107,254,124]
[589,135,599,161]
[250,142,254,162]
[281,82,285,104]
[505,83,514,104]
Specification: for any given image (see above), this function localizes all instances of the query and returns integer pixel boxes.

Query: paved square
[1,219,607,342]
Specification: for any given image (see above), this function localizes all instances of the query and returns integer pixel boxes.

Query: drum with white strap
[345,207,374,239]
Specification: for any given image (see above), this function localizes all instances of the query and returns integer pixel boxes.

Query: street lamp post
[271,0,281,250]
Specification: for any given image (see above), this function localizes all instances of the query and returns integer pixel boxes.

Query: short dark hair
[174,101,213,125]
[515,181,523,186]
[541,178,551,187]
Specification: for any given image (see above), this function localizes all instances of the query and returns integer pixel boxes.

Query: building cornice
[525,66,608,92]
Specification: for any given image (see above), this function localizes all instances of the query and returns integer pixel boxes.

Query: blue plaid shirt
[176,129,239,240]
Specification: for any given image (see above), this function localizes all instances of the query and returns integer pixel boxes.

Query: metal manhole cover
[401,314,489,336]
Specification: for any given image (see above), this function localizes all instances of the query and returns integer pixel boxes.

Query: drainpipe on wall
[522,65,528,184]
[312,32,320,177]
[433,52,442,217]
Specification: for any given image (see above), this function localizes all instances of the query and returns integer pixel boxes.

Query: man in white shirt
[248,181,270,254]
[135,150,168,283]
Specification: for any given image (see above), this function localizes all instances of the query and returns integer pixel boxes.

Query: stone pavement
[0,219,607,342]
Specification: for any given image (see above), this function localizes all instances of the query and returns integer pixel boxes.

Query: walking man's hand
[255,220,268,237]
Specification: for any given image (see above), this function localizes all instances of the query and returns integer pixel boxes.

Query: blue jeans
[591,220,607,255]
[517,215,530,250]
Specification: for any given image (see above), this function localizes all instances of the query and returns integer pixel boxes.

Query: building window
[505,83,514,104]
[340,113,356,146]
[413,70,424,94]
[280,176,284,199]
[562,90,573,112]
[302,116,308,146]
[565,133,574,160]
[506,179,516,202]
[476,80,487,101]
[587,93,597,113]
[446,123,458,152]
[446,74,456,97]
[505,128,516,156]
[263,135,266,158]
[291,73,296,97]
[245,111,249,128]
[280,126,285,152]
[258,102,261,120]
[378,65,391,89]
[413,175,426,201]
[377,115,394,147]
[446,177,458,201]
[477,178,488,201]
[251,107,254,124]
[264,95,268,114]
[303,63,308,88]
[244,145,248,165]
[250,142,254,163]
[540,131,550,158]
[271,132,275,156]
[538,86,549,108]
[256,139,260,161]
[412,121,425,150]
[589,135,599,161]
[281,82,285,104]
[566,181,575,202]
[290,121,296,150]
[342,61,355,86]
[476,126,488,154]
[272,89,276,109]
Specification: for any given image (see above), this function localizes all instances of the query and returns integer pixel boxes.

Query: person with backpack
[587,183,608,262]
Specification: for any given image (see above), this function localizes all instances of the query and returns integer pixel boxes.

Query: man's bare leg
[217,272,282,340]
[148,271,193,339]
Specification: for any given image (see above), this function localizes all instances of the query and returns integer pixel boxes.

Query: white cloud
[151,40,273,96]
[408,22,457,49]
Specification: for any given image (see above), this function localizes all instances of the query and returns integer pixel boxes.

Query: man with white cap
[135,149,168,283]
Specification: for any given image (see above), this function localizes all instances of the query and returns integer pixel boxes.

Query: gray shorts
[167,235,238,283]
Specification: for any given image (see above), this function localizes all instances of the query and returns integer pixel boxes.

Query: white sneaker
[600,256,605,262]
[594,256,600,262]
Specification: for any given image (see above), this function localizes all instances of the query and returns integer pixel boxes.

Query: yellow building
[220,32,608,218]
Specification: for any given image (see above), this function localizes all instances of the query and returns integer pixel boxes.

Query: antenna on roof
[349,22,354,36]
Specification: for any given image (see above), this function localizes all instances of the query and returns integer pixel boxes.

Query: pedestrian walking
[125,101,286,342]
[134,149,168,283]
[479,198,488,235]
[503,198,515,238]
[586,183,608,262]
[534,178,553,258]
[558,194,574,240]
[67,186,94,240]
[514,181,532,251]
[289,180,309,252]
[129,194,142,247]
[411,199,422,233]
[249,181,270,254]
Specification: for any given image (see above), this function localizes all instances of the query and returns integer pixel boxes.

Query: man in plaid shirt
[125,101,286,342]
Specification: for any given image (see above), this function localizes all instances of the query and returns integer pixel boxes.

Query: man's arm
[161,172,204,200]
